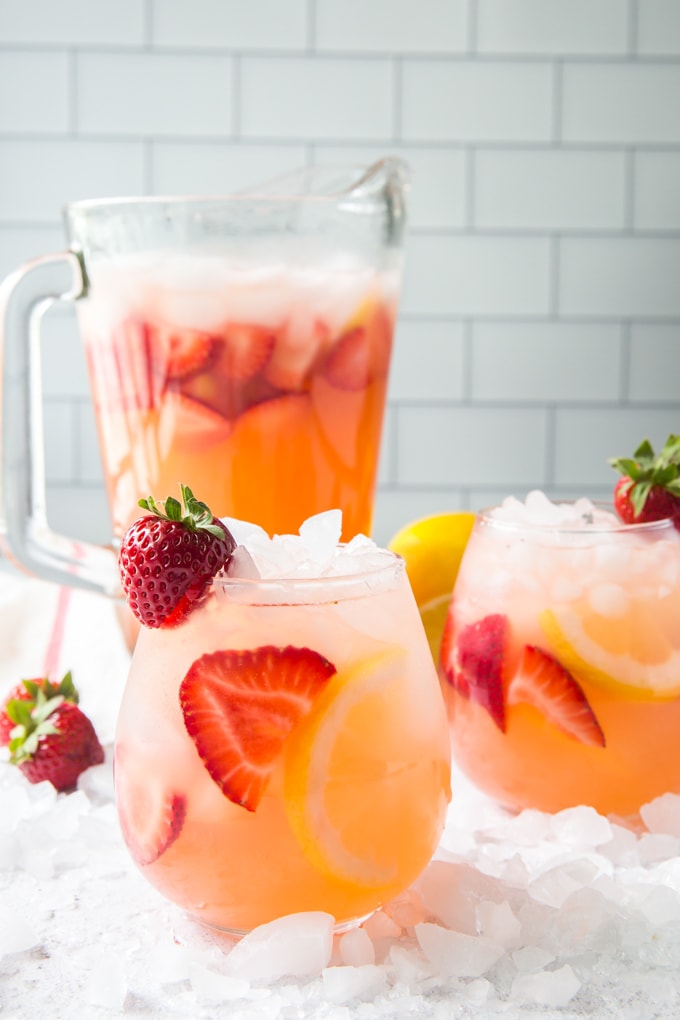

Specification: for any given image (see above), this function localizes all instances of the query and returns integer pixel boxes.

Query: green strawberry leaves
[139,483,227,540]
[610,434,680,516]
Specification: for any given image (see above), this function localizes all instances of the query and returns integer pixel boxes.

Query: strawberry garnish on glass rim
[610,434,680,530]
[118,484,236,629]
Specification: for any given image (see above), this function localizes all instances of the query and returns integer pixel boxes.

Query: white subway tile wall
[0,0,678,548]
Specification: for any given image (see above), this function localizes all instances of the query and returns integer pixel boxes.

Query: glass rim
[211,545,404,603]
[476,499,677,536]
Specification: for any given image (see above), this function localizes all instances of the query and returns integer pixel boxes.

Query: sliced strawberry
[179,645,336,811]
[152,324,218,381]
[180,368,280,421]
[115,751,186,866]
[219,322,276,381]
[159,392,232,446]
[508,645,606,748]
[110,317,159,410]
[440,613,508,732]
[320,306,392,391]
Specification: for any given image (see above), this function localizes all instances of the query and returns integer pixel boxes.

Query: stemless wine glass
[439,498,680,818]
[114,542,451,934]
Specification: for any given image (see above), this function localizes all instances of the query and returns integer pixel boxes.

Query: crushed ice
[221,510,391,581]
[3,753,680,1018]
[2,543,680,1016]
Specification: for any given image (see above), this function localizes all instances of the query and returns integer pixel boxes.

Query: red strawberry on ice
[179,645,336,811]
[0,671,79,747]
[440,613,508,732]
[508,645,605,748]
[118,484,236,629]
[610,434,680,531]
[5,676,104,792]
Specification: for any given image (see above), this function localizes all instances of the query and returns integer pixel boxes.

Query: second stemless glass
[440,502,680,818]
[114,547,451,934]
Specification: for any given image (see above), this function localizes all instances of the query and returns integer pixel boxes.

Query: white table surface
[0,569,679,1020]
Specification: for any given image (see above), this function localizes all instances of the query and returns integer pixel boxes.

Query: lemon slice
[540,598,680,701]
[284,650,412,889]
[388,512,475,662]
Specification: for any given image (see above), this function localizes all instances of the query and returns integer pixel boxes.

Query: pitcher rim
[64,157,410,216]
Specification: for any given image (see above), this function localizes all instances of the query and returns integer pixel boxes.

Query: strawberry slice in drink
[507,645,606,748]
[109,317,159,410]
[440,613,508,732]
[115,749,187,866]
[151,324,218,382]
[179,645,337,811]
[220,322,276,381]
[320,304,392,391]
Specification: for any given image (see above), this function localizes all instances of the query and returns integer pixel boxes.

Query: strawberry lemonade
[114,502,451,933]
[440,494,680,818]
[77,253,398,542]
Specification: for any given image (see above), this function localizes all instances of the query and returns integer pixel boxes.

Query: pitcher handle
[0,251,120,597]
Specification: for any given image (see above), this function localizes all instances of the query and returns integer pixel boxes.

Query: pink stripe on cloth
[42,585,72,680]
[42,542,83,680]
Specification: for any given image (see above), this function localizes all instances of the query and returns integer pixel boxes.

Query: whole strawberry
[118,484,236,628]
[610,435,680,531]
[0,671,78,747]
[6,680,104,792]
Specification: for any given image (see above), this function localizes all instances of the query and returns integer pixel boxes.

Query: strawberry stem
[609,433,680,516]
[138,484,226,540]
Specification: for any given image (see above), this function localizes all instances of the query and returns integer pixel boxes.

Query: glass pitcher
[0,158,408,600]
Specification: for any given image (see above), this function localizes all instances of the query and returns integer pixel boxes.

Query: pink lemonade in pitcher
[77,254,398,542]
[114,505,451,934]
[440,494,680,818]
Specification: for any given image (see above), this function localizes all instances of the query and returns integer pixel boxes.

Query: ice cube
[550,805,612,848]
[299,509,343,565]
[415,923,504,978]
[225,545,261,580]
[0,905,39,957]
[587,583,629,619]
[511,945,556,973]
[641,793,680,838]
[417,861,501,935]
[189,963,251,1003]
[387,943,434,984]
[322,964,387,1004]
[224,912,333,983]
[83,956,127,1010]
[639,832,680,863]
[475,900,522,949]
[339,927,375,966]
[511,964,581,1007]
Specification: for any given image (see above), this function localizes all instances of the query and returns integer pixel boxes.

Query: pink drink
[114,530,451,933]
